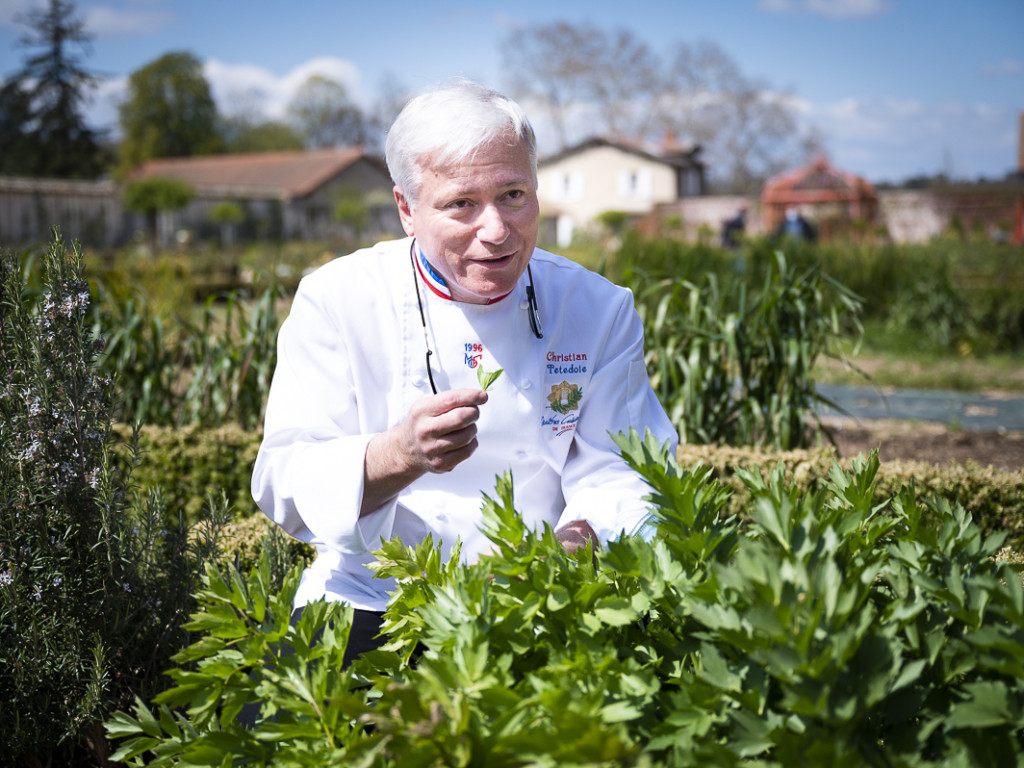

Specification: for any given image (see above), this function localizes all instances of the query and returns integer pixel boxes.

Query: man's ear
[394,187,415,237]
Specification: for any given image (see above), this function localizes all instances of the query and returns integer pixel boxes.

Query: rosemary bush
[0,232,228,767]
[107,433,1024,766]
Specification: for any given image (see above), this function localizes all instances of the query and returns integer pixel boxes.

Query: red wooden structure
[761,155,877,241]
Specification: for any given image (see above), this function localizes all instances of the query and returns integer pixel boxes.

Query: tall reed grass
[624,248,862,449]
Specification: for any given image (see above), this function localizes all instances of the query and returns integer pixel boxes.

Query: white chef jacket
[252,237,678,611]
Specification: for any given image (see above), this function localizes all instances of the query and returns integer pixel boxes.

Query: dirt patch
[822,417,1024,472]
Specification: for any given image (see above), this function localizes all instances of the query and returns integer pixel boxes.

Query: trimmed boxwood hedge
[119,424,1024,561]
[677,443,1024,550]
[112,422,262,525]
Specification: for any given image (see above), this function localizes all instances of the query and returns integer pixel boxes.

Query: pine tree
[3,0,105,178]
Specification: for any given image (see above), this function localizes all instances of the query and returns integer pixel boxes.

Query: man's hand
[361,388,487,516]
[556,519,599,556]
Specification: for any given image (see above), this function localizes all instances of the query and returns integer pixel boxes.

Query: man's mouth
[473,252,514,264]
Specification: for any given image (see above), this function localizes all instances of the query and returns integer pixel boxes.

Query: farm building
[760,155,878,242]
[128,148,401,246]
[0,148,403,248]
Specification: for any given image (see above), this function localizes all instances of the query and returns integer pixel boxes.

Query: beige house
[537,136,704,245]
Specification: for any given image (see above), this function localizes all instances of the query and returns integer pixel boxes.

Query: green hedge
[120,423,1024,560]
[112,422,262,525]
[677,443,1024,550]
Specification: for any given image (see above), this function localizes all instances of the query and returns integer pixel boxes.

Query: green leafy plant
[122,177,196,249]
[0,231,229,767]
[477,364,503,391]
[630,249,863,449]
[208,201,244,250]
[94,279,283,430]
[108,430,1024,766]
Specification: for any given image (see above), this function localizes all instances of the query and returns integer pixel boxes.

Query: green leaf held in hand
[477,365,503,391]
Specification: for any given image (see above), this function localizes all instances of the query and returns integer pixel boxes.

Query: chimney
[1019,112,1024,174]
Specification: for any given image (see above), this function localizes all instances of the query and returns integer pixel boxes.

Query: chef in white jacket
[251,79,678,662]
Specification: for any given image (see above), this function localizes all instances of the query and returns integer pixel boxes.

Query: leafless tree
[501,23,814,192]
[502,21,604,149]
[664,40,805,193]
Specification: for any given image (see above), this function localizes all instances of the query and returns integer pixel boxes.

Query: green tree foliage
[288,74,370,148]
[208,200,245,248]
[595,209,630,234]
[223,119,306,153]
[0,80,37,172]
[117,51,223,171]
[107,435,1024,766]
[0,232,227,767]
[121,177,196,247]
[0,0,104,178]
[332,186,369,235]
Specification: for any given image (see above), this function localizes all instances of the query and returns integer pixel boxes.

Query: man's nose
[476,203,509,244]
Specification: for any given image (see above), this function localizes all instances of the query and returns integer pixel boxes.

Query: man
[777,207,817,243]
[721,207,747,250]
[251,79,678,660]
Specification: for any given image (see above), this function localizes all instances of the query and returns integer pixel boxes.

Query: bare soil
[823,417,1024,472]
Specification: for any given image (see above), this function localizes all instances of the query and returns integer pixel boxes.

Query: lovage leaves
[477,365,503,391]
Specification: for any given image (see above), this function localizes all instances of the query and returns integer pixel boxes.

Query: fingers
[418,387,488,418]
[403,388,488,474]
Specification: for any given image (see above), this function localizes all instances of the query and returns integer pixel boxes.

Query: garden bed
[825,416,1024,472]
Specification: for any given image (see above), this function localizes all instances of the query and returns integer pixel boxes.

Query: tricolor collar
[414,246,512,304]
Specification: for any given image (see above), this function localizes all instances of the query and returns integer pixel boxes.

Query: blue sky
[1,0,1021,184]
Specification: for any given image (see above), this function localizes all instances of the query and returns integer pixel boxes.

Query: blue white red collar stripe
[415,248,453,300]
[415,247,511,304]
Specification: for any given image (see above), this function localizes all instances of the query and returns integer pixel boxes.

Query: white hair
[385,79,537,208]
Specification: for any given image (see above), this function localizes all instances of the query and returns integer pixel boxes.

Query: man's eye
[449,199,472,210]
[506,190,523,200]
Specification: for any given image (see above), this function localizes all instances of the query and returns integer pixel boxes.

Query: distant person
[776,207,817,243]
[721,207,747,249]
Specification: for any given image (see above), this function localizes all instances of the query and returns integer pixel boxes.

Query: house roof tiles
[539,136,704,169]
[132,148,373,200]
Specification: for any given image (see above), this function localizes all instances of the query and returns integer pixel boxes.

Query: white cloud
[884,98,925,119]
[84,75,126,134]
[757,0,795,13]
[817,97,892,141]
[800,95,1019,181]
[204,56,364,121]
[758,0,892,19]
[983,59,1023,76]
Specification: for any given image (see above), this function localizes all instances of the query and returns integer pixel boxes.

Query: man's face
[395,138,539,304]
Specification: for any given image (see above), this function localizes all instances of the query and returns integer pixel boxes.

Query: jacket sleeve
[555,288,678,543]
[250,276,398,554]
